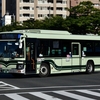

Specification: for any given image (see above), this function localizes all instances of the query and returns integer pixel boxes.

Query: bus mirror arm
[19,42,22,49]
[19,35,26,49]
[19,38,23,49]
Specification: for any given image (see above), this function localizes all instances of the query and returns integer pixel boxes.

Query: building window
[23,6,30,10]
[20,0,23,2]
[30,14,34,17]
[20,14,23,17]
[62,1,66,4]
[38,14,42,17]
[20,7,23,10]
[23,0,30,3]
[30,0,34,3]
[23,14,30,17]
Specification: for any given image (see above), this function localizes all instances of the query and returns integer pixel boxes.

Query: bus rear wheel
[86,61,94,74]
[39,63,50,77]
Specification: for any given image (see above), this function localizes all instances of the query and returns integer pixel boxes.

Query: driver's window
[0,41,24,58]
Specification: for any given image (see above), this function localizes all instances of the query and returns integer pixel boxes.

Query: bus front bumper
[0,68,25,74]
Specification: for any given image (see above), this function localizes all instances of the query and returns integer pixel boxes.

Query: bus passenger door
[71,42,81,72]
[26,39,36,73]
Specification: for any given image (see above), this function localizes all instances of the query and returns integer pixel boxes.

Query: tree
[34,16,65,30]
[22,19,34,29]
[65,1,100,34]
[67,1,97,17]
[47,16,64,30]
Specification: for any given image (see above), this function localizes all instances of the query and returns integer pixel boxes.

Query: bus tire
[86,61,94,74]
[39,63,50,77]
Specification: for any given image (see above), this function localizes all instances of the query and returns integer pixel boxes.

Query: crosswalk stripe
[76,90,100,97]
[29,92,62,100]
[4,93,29,100]
[53,91,95,100]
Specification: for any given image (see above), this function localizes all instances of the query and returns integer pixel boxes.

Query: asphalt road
[0,72,100,100]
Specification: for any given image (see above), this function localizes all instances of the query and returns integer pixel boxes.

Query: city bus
[0,29,100,77]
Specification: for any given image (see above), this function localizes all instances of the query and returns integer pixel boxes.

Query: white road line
[4,83,20,89]
[0,84,100,91]
[5,93,29,100]
[76,90,100,97]
[53,91,95,100]
[0,87,13,88]
[10,84,100,90]
[0,85,9,87]
[0,81,20,89]
[29,92,62,100]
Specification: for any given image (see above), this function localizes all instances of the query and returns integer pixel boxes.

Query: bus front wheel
[39,63,50,77]
[86,61,94,74]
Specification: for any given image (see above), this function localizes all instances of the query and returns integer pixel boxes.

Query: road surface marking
[0,81,20,90]
[5,93,29,100]
[5,84,100,90]
[53,90,95,100]
[0,84,100,91]
[76,90,100,97]
[29,92,62,100]
[1,89,100,100]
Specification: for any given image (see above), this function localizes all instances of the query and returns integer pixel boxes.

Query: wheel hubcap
[40,66,47,75]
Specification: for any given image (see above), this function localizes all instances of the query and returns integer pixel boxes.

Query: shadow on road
[0,73,39,79]
[0,72,99,79]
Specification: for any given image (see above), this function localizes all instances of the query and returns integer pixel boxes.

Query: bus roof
[12,29,72,35]
[0,29,100,41]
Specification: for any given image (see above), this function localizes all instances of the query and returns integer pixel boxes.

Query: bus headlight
[16,64,24,70]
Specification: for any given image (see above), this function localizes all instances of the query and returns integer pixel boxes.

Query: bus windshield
[0,41,24,58]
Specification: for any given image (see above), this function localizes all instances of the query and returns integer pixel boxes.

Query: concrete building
[71,0,100,8]
[16,0,70,23]
[0,0,70,25]
[70,0,80,7]
[0,0,6,26]
[1,0,100,26]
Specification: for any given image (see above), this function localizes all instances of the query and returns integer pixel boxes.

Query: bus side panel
[81,57,100,72]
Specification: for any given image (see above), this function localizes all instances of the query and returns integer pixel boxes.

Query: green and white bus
[0,29,100,77]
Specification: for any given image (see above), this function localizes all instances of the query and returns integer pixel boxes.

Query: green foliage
[1,1,100,35]
[65,1,100,35]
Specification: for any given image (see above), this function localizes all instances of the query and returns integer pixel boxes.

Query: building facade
[1,0,100,26]
[0,0,6,26]
[0,0,70,25]
[16,0,70,23]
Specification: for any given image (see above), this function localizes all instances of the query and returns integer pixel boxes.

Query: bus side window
[62,40,71,57]
[38,40,50,57]
[38,43,44,57]
[63,47,66,52]
[51,49,55,55]
[72,44,79,55]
